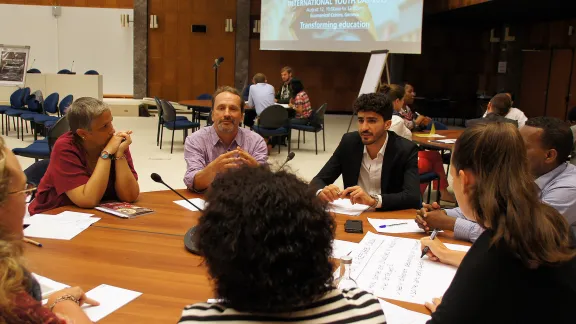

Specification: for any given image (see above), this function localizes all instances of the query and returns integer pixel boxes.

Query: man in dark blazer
[310,93,420,211]
[466,93,519,128]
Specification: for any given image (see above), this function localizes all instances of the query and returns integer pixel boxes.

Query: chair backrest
[85,70,99,75]
[25,95,42,113]
[27,68,41,74]
[48,116,70,152]
[59,95,74,115]
[258,105,288,129]
[196,93,212,100]
[23,159,51,186]
[43,93,60,114]
[309,103,327,128]
[153,97,164,119]
[57,69,71,74]
[22,88,30,107]
[160,100,177,123]
[9,88,25,108]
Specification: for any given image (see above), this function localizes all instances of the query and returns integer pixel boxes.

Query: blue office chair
[0,88,26,135]
[84,70,99,75]
[45,95,73,128]
[13,116,69,162]
[27,68,41,74]
[291,103,327,155]
[20,95,44,141]
[5,88,31,140]
[196,93,212,100]
[253,105,292,155]
[32,93,60,134]
[420,172,441,204]
[154,97,188,146]
[57,69,72,74]
[160,100,200,153]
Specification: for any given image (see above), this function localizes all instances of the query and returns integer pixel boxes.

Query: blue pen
[379,222,408,228]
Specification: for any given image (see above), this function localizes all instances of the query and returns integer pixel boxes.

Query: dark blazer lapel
[380,132,397,192]
[347,133,364,188]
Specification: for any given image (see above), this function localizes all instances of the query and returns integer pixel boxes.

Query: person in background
[382,84,456,203]
[245,73,275,128]
[467,93,518,127]
[179,166,387,323]
[417,117,576,242]
[311,92,420,211]
[397,83,434,131]
[184,86,268,192]
[481,90,528,128]
[568,106,576,165]
[419,122,576,324]
[288,78,312,126]
[0,136,99,323]
[29,98,139,215]
[241,81,252,102]
[275,66,293,104]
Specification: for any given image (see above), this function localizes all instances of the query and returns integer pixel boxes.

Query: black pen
[420,228,439,258]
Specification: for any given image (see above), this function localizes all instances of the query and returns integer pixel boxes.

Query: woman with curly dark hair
[178,166,386,323]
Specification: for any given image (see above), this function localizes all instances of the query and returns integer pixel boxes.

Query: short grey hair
[67,97,111,132]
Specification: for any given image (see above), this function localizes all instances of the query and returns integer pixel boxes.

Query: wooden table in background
[412,129,464,150]
[29,190,471,322]
[178,100,212,109]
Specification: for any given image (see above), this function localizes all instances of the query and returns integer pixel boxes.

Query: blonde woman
[0,136,98,323]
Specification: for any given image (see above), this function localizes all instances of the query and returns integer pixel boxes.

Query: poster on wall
[0,45,30,86]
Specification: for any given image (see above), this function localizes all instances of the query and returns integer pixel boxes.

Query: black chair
[13,116,69,161]
[291,103,327,155]
[420,172,441,204]
[27,68,41,74]
[154,97,189,146]
[252,105,291,155]
[57,69,72,74]
[160,100,200,153]
[23,159,51,186]
[84,70,99,75]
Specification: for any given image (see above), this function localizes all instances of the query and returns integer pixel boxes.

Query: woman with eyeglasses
[0,136,99,323]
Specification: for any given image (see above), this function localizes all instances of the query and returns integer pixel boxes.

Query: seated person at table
[466,93,518,128]
[417,117,576,242]
[288,78,313,125]
[482,90,528,128]
[274,66,293,104]
[395,83,432,131]
[418,122,576,323]
[184,86,268,192]
[311,93,420,211]
[28,98,139,215]
[179,166,386,323]
[245,73,275,128]
[382,84,456,203]
[0,136,99,323]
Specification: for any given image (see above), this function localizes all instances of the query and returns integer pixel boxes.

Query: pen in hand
[420,228,439,258]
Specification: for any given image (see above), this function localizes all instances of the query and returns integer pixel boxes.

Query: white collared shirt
[357,135,388,208]
[483,107,527,128]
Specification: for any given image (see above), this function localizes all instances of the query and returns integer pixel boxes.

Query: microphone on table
[278,152,296,171]
[150,173,202,255]
[212,56,224,69]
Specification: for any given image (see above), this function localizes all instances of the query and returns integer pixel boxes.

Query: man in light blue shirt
[416,117,576,242]
[247,73,275,116]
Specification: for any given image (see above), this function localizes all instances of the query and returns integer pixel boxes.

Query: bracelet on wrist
[49,294,79,311]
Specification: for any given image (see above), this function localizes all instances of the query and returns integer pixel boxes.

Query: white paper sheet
[174,198,206,212]
[327,198,370,216]
[82,284,142,322]
[378,299,431,324]
[23,212,100,240]
[32,273,70,299]
[367,218,425,234]
[429,139,456,144]
[348,232,470,304]
[332,239,359,259]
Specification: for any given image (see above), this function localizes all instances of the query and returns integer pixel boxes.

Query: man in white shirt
[482,91,527,128]
[310,93,420,211]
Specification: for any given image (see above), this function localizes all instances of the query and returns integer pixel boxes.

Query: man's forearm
[190,168,215,192]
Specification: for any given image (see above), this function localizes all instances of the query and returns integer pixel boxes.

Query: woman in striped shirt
[178,166,386,323]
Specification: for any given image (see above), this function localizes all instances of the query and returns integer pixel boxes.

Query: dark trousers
[244,109,258,128]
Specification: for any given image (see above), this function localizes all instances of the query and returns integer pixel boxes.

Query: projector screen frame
[347,49,390,133]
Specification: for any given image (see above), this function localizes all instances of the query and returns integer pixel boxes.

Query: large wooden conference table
[25,190,470,323]
[412,129,463,150]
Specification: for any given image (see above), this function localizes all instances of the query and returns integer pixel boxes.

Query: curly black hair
[195,165,336,313]
[354,92,393,121]
[525,116,573,164]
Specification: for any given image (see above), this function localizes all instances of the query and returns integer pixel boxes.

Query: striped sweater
[178,288,386,323]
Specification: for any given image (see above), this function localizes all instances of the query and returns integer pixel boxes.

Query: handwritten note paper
[349,232,470,304]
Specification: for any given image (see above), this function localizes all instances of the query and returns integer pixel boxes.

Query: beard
[360,131,385,145]
[216,118,237,133]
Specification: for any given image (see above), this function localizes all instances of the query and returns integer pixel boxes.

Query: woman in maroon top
[29,97,140,215]
[0,136,98,323]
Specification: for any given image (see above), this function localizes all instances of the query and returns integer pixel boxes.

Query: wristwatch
[100,150,112,160]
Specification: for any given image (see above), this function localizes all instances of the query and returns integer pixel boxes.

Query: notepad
[368,218,426,234]
[82,284,142,322]
[327,198,370,216]
[173,198,206,212]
